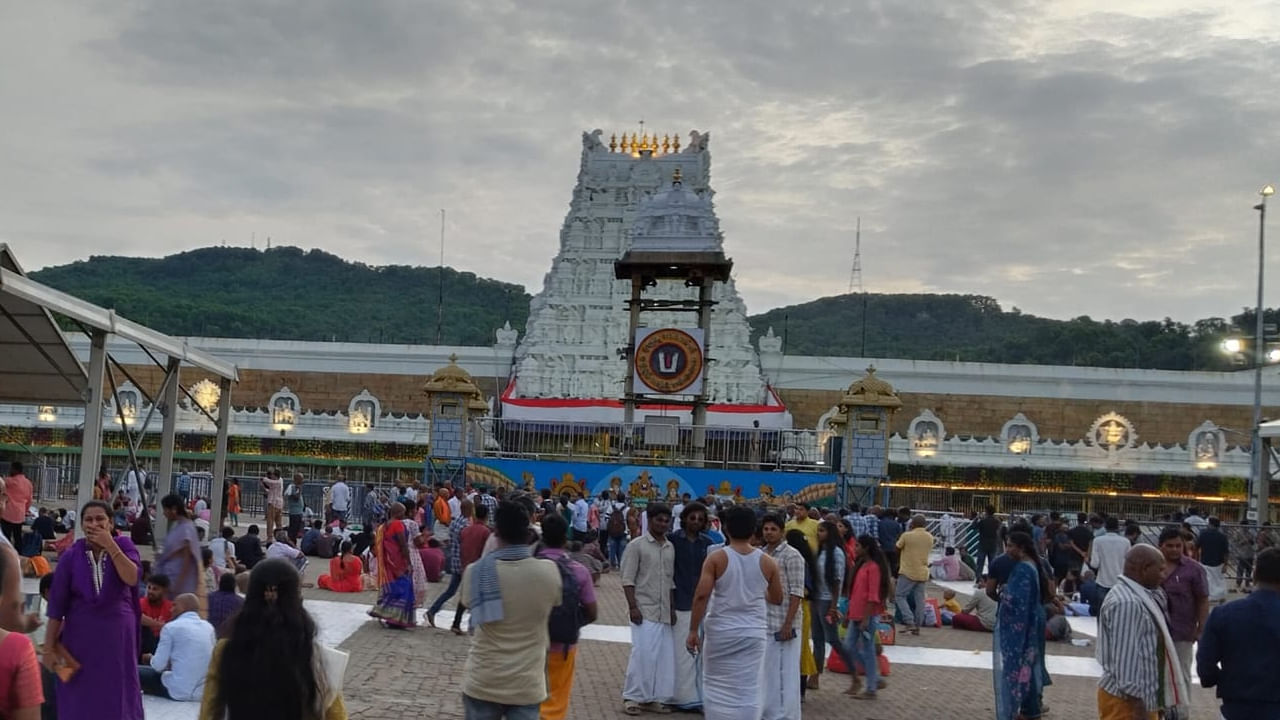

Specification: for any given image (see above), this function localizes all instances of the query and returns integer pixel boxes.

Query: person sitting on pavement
[207,572,244,639]
[265,530,308,574]
[233,525,265,570]
[139,574,173,658]
[419,536,445,583]
[138,593,215,702]
[30,508,56,542]
[314,526,338,559]
[300,520,324,556]
[951,581,998,632]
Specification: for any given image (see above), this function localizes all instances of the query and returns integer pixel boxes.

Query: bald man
[1096,545,1189,720]
[139,593,214,701]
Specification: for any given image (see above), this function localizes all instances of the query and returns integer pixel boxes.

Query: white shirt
[121,470,142,505]
[149,610,215,702]
[266,542,304,562]
[572,498,590,532]
[209,537,237,569]
[1089,532,1130,587]
[194,499,208,515]
[403,486,418,503]
[448,496,462,519]
[940,514,957,548]
[672,503,685,531]
[330,482,351,512]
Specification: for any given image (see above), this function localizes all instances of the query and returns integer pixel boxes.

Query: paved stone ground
[326,572,1221,719]
[124,515,1225,718]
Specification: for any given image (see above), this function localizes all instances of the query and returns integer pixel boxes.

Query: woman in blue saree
[994,531,1052,720]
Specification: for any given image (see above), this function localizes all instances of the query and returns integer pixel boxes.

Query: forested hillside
[748,293,1251,370]
[31,246,1260,370]
[32,246,530,345]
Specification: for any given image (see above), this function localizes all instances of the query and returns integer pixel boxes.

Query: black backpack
[547,555,584,652]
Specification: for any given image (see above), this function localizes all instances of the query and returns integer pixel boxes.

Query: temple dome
[424,354,482,395]
[629,170,720,253]
[840,367,902,409]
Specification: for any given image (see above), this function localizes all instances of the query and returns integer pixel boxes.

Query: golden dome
[840,366,902,409]
[424,354,483,395]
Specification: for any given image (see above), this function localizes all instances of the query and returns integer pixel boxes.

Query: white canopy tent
[0,244,239,535]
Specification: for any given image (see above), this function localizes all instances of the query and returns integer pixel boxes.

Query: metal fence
[477,418,834,472]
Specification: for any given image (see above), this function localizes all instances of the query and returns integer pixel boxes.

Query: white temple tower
[504,129,789,428]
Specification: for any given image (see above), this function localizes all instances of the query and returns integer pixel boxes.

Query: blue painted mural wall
[464,457,840,505]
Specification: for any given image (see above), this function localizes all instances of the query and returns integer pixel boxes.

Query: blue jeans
[813,599,854,672]
[429,570,464,626]
[810,598,827,672]
[849,618,878,691]
[462,693,540,720]
[138,666,171,699]
[894,576,926,628]
[607,536,627,568]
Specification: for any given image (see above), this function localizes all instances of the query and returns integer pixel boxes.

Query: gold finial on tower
[672,133,681,152]
[609,133,617,152]
[662,134,671,153]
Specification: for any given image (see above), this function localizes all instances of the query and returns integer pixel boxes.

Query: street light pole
[1251,184,1275,521]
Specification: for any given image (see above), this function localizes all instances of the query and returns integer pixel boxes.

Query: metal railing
[476,418,835,472]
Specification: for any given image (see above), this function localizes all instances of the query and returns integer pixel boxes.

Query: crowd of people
[4,456,1280,719]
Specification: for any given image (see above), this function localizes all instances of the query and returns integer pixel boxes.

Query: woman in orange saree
[318,541,364,593]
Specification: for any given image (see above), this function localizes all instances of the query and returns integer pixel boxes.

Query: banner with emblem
[633,327,705,396]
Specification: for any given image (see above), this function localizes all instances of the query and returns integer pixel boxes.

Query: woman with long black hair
[845,534,893,700]
[994,531,1052,720]
[784,530,820,692]
[199,558,348,720]
[813,521,856,682]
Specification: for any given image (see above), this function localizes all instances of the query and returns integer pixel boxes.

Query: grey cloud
[4,1,1279,325]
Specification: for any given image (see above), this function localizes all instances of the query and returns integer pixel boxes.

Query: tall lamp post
[1251,184,1275,521]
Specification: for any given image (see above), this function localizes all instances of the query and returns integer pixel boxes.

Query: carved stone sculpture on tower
[507,129,787,428]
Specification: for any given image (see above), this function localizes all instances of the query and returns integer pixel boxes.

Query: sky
[2,1,1280,323]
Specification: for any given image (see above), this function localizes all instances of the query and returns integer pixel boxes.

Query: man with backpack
[459,500,563,720]
[604,492,629,569]
[536,514,598,720]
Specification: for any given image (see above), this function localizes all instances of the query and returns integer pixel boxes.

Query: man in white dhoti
[669,503,715,710]
[687,505,784,720]
[761,513,805,720]
[621,503,677,715]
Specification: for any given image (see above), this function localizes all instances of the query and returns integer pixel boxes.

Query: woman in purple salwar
[43,500,143,719]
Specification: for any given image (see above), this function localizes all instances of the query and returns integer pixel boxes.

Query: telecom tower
[848,217,863,294]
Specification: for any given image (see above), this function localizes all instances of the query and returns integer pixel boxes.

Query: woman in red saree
[367,503,416,628]
[318,540,364,593]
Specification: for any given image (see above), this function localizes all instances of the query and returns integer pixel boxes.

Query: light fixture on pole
[1250,184,1275,521]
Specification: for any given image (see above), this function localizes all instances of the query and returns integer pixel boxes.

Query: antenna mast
[436,209,445,345]
[848,217,863,294]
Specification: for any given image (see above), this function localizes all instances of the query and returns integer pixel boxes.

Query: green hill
[748,293,1247,370]
[30,246,1255,370]
[30,246,530,345]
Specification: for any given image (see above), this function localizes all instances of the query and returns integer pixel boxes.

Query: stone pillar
[829,368,901,507]
[423,355,489,487]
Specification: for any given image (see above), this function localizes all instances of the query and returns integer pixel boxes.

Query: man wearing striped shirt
[1096,544,1184,720]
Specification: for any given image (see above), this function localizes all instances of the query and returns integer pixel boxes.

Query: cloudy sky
[3,1,1279,323]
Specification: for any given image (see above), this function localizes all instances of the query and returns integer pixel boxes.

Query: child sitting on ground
[939,588,963,625]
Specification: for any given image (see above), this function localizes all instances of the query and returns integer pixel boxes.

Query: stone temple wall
[778,387,1278,446]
